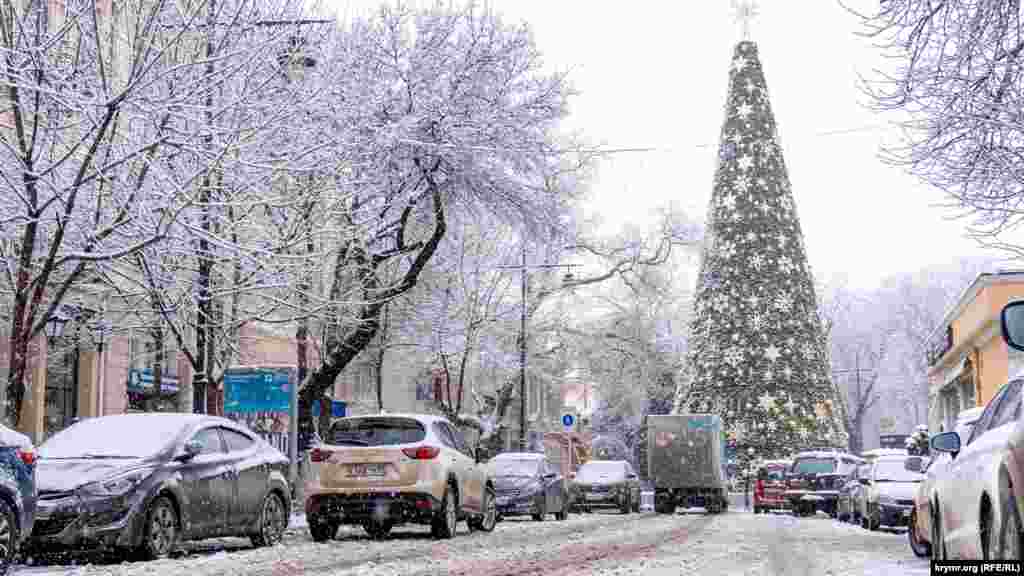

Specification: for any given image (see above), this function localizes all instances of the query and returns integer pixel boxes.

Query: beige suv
[304,413,497,540]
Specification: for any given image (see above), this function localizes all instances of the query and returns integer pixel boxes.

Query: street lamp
[44,313,70,345]
[496,247,580,450]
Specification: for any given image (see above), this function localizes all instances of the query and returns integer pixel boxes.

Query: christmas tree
[674,40,848,469]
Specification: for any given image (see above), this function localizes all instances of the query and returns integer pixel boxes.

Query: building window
[959,363,976,410]
[942,387,960,432]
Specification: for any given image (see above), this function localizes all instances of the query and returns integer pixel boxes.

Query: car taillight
[17,447,35,466]
[310,448,329,463]
[755,479,765,496]
[402,446,440,460]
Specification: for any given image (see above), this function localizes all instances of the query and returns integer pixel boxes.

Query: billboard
[224,367,295,413]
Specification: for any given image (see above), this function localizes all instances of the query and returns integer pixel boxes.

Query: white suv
[304,414,497,540]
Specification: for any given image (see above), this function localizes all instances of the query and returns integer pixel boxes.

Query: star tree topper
[732,0,760,40]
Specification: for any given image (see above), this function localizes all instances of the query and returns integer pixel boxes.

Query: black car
[0,425,37,575]
[27,413,290,560]
[489,452,569,521]
[783,450,865,517]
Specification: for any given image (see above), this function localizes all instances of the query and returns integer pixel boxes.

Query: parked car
[304,414,496,540]
[918,299,1024,559]
[836,463,869,524]
[783,450,865,517]
[857,454,923,531]
[753,459,791,514]
[908,407,982,558]
[26,413,290,560]
[0,424,36,575]
[488,452,569,521]
[570,460,641,514]
[926,374,1024,558]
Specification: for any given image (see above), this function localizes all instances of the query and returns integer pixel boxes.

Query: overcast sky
[332,0,1010,290]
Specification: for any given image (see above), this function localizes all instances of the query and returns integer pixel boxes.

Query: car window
[221,428,256,452]
[444,423,472,456]
[328,417,427,447]
[432,423,458,449]
[791,457,836,474]
[969,383,1012,444]
[191,427,225,455]
[988,380,1023,431]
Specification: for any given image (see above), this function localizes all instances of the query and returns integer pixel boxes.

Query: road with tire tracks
[14,507,929,575]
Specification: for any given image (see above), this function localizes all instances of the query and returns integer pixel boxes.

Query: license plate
[586,493,605,501]
[903,509,911,518]
[350,463,385,477]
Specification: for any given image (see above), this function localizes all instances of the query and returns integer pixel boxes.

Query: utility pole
[497,246,580,451]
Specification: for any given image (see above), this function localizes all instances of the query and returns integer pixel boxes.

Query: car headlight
[877,495,896,505]
[80,468,155,497]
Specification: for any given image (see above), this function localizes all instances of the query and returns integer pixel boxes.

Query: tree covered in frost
[0,0,317,424]
[676,41,847,466]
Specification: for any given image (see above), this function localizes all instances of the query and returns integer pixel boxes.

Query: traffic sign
[561,414,575,429]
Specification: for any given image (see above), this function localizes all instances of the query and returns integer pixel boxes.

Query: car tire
[619,496,630,515]
[362,520,392,539]
[908,508,932,558]
[431,483,458,539]
[468,487,498,532]
[932,507,947,560]
[251,491,288,548]
[631,497,640,513]
[139,495,180,560]
[998,490,1023,560]
[981,502,994,559]
[0,496,18,576]
[308,514,339,542]
[533,496,547,522]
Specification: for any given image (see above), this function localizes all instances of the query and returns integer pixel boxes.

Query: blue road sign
[224,367,295,413]
[562,414,575,428]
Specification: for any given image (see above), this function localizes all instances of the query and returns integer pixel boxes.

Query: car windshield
[791,458,836,475]
[39,416,185,459]
[327,417,426,446]
[491,458,541,477]
[874,460,925,482]
[576,462,625,483]
[761,467,785,481]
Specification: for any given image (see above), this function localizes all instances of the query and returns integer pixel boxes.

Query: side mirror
[931,431,962,456]
[176,439,203,461]
[1002,301,1024,351]
[904,456,923,473]
[543,472,557,480]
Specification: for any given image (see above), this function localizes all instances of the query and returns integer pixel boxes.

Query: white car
[927,379,1022,559]
[909,407,983,557]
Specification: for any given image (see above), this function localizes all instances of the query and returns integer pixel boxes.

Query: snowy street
[14,509,928,576]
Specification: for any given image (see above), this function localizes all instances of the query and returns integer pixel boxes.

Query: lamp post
[745,446,755,510]
[91,319,110,417]
[496,246,580,450]
[44,313,70,345]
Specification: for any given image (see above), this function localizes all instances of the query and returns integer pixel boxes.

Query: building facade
[927,271,1024,434]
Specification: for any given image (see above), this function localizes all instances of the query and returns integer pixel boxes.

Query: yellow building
[927,271,1024,433]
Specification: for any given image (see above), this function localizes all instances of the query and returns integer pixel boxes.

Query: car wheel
[308,513,339,543]
[469,487,498,532]
[981,502,994,559]
[251,491,287,548]
[0,496,18,575]
[555,494,569,521]
[631,497,640,513]
[532,495,547,522]
[619,495,630,515]
[362,520,392,539]
[998,491,1023,560]
[431,483,458,539]
[908,508,932,558]
[139,495,179,560]
[932,507,947,560]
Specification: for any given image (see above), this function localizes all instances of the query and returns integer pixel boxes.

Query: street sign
[561,413,575,429]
